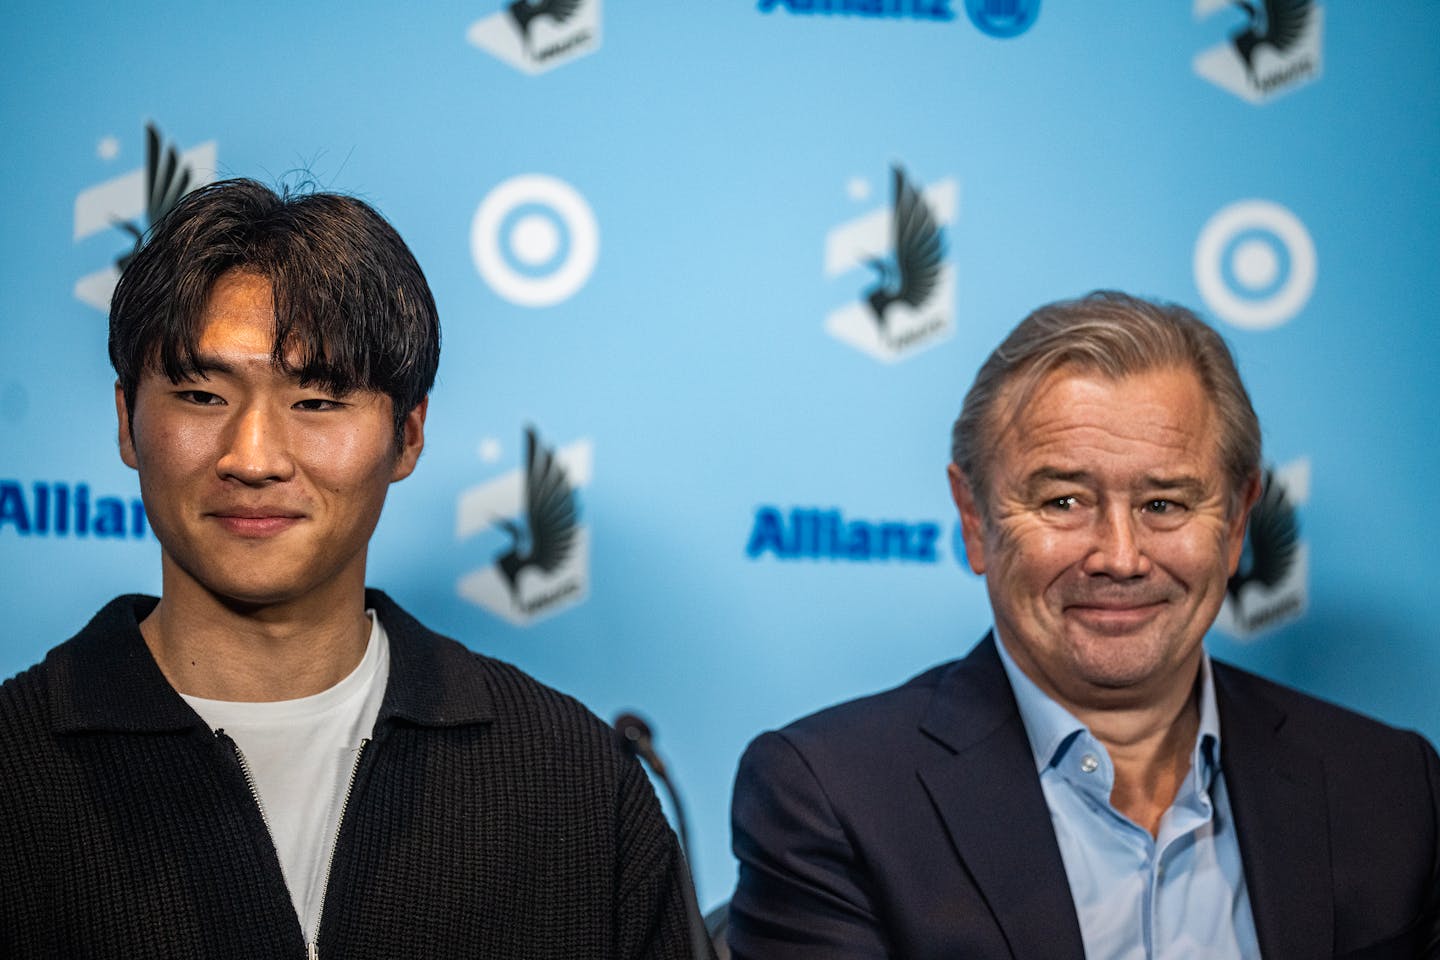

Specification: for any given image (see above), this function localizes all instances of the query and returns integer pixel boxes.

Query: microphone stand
[615,712,714,960]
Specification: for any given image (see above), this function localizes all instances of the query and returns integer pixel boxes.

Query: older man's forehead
[995,361,1218,432]
[991,365,1228,482]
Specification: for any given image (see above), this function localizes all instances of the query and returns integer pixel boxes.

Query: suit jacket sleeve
[1419,732,1440,958]
[729,730,892,960]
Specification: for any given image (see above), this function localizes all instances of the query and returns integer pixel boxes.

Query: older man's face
[949,365,1258,712]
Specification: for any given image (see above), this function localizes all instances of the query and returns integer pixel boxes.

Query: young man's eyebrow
[176,352,289,378]
[184,354,237,376]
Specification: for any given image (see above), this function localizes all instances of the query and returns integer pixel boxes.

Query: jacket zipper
[309,739,369,960]
[217,730,370,960]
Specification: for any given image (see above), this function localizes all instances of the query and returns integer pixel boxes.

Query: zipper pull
[307,942,319,960]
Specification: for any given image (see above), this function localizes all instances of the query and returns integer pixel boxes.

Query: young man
[0,179,697,959]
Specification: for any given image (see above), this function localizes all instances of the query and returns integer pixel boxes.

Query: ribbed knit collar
[47,591,495,734]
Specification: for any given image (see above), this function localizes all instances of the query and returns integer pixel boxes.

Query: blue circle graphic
[498,202,571,279]
[1219,228,1291,303]
[965,0,1041,38]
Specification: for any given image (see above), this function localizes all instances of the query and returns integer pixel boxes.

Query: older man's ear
[947,463,988,576]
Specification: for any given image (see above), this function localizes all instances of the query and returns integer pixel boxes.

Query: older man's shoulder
[1213,658,1436,759]
[751,652,982,787]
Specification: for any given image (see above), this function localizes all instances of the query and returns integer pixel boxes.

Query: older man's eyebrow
[1022,468,1095,496]
[1140,474,1206,495]
[1019,469,1211,500]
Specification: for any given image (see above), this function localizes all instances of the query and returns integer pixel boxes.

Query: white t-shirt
[182,612,390,945]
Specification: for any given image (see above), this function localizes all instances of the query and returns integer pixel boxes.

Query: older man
[0,179,697,960]
[729,291,1440,959]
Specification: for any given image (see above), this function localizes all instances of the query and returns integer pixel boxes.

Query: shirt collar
[993,628,1222,785]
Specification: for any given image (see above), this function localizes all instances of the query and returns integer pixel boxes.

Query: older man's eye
[1145,499,1184,514]
[1047,496,1078,511]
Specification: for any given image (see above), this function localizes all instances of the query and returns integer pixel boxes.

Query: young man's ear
[115,383,139,470]
[390,398,428,483]
[947,463,988,575]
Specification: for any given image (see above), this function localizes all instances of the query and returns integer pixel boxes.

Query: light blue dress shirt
[994,637,1261,959]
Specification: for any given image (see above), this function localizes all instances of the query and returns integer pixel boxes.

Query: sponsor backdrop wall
[3,0,1437,910]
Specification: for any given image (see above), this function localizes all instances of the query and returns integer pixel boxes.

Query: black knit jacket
[0,592,698,959]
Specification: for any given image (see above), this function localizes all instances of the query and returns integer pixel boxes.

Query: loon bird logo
[1228,468,1299,601]
[72,124,217,311]
[508,0,582,48]
[493,426,579,597]
[822,165,958,363]
[1192,0,1322,104]
[467,0,601,75]
[113,124,196,272]
[863,165,946,331]
[1231,0,1312,80]
[1217,459,1309,641]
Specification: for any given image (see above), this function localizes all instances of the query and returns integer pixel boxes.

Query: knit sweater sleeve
[613,753,710,959]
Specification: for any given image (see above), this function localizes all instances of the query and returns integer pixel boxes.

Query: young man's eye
[293,398,345,412]
[176,390,223,405]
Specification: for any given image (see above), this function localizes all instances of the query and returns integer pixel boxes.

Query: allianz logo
[747,505,943,563]
[0,480,149,540]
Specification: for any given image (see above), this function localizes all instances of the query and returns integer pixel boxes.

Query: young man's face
[117,269,426,610]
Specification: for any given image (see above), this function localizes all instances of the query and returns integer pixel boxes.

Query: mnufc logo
[825,165,958,363]
[74,123,215,311]
[747,506,942,562]
[1216,459,1309,640]
[758,0,955,21]
[0,480,149,540]
[455,426,592,625]
[1193,0,1323,104]
[467,0,601,75]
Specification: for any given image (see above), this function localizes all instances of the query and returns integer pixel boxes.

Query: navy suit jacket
[729,636,1440,959]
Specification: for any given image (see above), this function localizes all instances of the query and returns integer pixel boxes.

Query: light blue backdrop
[3,0,1438,910]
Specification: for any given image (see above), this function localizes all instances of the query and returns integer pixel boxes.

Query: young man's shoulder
[0,594,158,728]
[365,589,631,770]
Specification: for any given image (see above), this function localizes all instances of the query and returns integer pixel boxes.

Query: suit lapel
[917,636,1086,960]
[1216,663,1333,959]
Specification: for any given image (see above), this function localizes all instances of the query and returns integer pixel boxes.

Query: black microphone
[614,711,713,960]
[616,712,670,786]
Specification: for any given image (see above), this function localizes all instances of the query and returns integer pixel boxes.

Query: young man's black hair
[109,177,440,445]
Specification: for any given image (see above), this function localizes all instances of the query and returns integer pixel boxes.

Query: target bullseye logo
[1194,199,1315,330]
[965,0,1041,38]
[471,174,599,307]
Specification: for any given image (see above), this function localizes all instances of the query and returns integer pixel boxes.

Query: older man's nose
[1083,505,1151,579]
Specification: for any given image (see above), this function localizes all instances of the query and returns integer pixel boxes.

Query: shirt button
[1080,754,1100,774]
